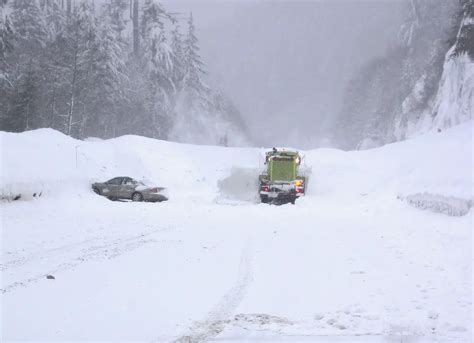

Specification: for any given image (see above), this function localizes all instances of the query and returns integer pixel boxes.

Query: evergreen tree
[6,0,48,131]
[42,0,67,38]
[132,0,140,57]
[0,4,14,84]
[40,0,67,130]
[452,0,474,59]
[82,12,127,138]
[0,3,13,128]
[0,0,248,145]
[140,0,175,138]
[170,23,185,90]
[182,12,208,108]
[102,0,128,37]
[59,1,97,136]
[10,0,47,51]
[140,0,172,73]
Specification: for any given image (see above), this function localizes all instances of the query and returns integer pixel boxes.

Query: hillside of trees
[334,0,473,150]
[0,0,249,146]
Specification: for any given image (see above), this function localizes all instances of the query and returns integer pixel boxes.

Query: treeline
[0,0,247,144]
[334,0,473,149]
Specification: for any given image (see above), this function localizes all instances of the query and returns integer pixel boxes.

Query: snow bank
[400,193,472,217]
[1,121,472,205]
[0,128,257,203]
[304,121,473,205]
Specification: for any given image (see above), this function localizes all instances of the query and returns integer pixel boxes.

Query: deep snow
[1,122,472,342]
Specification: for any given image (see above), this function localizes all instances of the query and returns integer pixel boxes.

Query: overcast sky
[163,0,407,148]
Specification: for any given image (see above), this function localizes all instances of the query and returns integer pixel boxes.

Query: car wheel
[132,192,144,202]
[260,195,269,204]
[93,187,101,195]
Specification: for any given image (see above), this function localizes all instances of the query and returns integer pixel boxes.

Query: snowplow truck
[259,149,306,204]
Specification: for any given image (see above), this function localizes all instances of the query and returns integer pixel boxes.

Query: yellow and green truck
[259,148,306,204]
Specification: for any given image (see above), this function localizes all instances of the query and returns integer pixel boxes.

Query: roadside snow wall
[399,193,472,217]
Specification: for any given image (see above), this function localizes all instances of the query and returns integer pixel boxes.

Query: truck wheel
[132,192,144,202]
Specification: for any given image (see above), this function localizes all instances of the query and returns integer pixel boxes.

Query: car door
[103,177,123,197]
[119,177,136,199]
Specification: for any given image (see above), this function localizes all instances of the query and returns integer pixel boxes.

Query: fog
[163,0,407,148]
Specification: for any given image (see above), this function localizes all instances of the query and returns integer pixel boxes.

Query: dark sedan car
[92,177,168,202]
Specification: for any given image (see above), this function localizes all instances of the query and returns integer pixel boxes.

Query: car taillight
[296,188,303,193]
[261,185,269,192]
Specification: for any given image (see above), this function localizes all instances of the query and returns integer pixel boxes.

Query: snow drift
[400,193,472,217]
[3,121,471,204]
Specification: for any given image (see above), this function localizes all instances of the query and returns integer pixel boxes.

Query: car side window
[122,177,133,185]
[107,177,122,185]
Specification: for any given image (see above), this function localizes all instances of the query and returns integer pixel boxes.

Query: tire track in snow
[1,236,103,271]
[1,226,174,294]
[170,239,254,343]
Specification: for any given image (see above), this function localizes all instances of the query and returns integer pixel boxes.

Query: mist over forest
[0,0,473,149]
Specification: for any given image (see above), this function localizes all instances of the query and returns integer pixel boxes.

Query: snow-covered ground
[1,122,472,342]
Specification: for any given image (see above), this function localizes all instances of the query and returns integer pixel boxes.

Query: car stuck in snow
[92,177,168,202]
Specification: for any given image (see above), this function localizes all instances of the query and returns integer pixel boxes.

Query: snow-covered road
[1,124,472,342]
